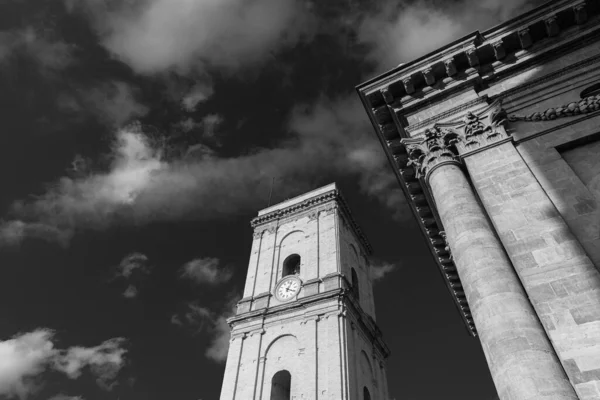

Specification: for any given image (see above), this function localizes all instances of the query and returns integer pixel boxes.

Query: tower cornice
[250,186,373,255]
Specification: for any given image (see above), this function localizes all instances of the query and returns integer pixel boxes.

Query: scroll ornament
[508,94,600,122]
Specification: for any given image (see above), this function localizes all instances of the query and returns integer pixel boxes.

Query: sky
[0,0,544,399]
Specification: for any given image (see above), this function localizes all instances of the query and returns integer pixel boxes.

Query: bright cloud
[370,262,399,282]
[0,330,126,399]
[0,127,166,245]
[180,257,233,286]
[1,94,405,246]
[69,0,314,75]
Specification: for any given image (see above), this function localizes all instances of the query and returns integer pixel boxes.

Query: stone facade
[357,0,600,398]
[219,183,390,400]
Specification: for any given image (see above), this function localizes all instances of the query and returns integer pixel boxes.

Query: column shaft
[428,164,577,400]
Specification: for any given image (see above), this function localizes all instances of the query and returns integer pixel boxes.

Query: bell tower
[219,183,390,400]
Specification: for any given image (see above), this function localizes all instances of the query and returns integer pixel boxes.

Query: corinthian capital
[401,127,461,180]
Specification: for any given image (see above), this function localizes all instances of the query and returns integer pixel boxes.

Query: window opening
[282,254,301,277]
[351,268,360,300]
[271,370,291,400]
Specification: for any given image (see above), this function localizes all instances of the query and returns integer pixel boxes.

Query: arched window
[351,268,359,300]
[271,370,291,400]
[363,387,371,400]
[282,254,300,277]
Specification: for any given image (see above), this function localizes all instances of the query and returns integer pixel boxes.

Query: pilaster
[451,102,600,397]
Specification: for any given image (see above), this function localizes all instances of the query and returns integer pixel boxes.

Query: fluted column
[403,128,577,400]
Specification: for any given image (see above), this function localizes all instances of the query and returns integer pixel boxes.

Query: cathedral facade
[357,0,600,399]
[219,184,390,399]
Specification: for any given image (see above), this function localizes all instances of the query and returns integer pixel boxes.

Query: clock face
[275,277,301,301]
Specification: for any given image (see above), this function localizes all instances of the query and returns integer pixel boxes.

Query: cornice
[250,189,373,255]
[357,1,598,111]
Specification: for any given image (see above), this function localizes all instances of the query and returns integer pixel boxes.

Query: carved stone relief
[508,94,600,122]
[401,127,461,179]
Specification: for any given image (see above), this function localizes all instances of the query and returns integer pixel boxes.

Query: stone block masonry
[466,141,600,398]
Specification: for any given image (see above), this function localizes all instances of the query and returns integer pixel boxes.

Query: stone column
[403,128,577,400]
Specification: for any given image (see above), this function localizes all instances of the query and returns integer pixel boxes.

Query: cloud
[171,302,214,330]
[1,127,167,245]
[1,94,405,245]
[116,252,151,279]
[0,329,126,399]
[59,81,149,127]
[370,262,398,282]
[48,395,84,400]
[53,338,127,391]
[122,285,138,299]
[70,0,314,75]
[0,220,71,248]
[171,297,238,363]
[180,257,233,286]
[181,82,214,112]
[357,0,541,71]
[0,330,55,399]
[114,252,152,298]
[0,27,73,72]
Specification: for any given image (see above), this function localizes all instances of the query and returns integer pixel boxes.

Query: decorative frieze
[508,94,600,122]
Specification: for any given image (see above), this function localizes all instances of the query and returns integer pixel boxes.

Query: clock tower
[219,183,390,400]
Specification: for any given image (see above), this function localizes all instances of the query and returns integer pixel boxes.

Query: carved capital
[454,107,509,153]
[401,127,461,180]
[508,94,600,122]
